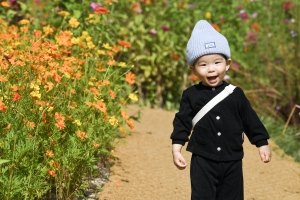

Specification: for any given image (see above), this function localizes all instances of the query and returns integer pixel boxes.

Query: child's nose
[208,65,215,72]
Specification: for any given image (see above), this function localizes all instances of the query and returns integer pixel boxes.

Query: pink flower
[233,62,240,70]
[149,29,157,35]
[246,32,258,44]
[91,2,102,11]
[252,12,258,18]
[239,10,249,21]
[162,25,169,31]
[219,18,226,24]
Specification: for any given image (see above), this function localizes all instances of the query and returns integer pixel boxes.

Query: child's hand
[258,145,272,163]
[172,151,187,170]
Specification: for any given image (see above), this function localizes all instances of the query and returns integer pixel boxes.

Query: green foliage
[0,1,137,199]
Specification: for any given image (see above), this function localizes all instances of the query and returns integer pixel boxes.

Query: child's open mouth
[207,76,218,83]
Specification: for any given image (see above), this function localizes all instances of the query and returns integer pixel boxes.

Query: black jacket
[170,81,270,161]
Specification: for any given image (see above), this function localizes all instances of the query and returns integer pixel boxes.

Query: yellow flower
[73,119,82,126]
[81,31,89,37]
[85,36,92,42]
[47,107,54,112]
[128,93,138,102]
[205,12,212,19]
[118,62,126,67]
[19,19,30,25]
[87,41,95,49]
[30,82,40,91]
[102,43,111,49]
[88,81,94,86]
[30,91,41,99]
[109,116,118,126]
[86,14,95,19]
[97,50,105,55]
[43,25,54,35]
[58,11,70,17]
[69,17,80,28]
[71,37,80,44]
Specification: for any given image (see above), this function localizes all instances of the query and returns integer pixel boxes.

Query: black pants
[190,154,244,200]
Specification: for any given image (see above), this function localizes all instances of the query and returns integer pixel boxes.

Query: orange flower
[86,101,93,107]
[46,150,54,157]
[1,2,10,7]
[11,92,21,101]
[0,75,8,82]
[107,59,116,66]
[11,85,19,92]
[131,2,142,13]
[118,40,131,48]
[0,101,8,113]
[125,72,135,85]
[50,160,60,170]
[55,112,65,121]
[92,142,100,148]
[44,82,54,92]
[109,90,116,99]
[126,120,135,130]
[90,87,102,96]
[121,110,129,119]
[55,120,66,130]
[34,30,42,38]
[52,72,62,83]
[211,24,220,32]
[26,121,36,129]
[171,53,180,61]
[93,100,107,113]
[94,7,108,14]
[103,80,110,85]
[112,45,120,53]
[48,169,55,177]
[119,126,126,133]
[190,74,199,81]
[251,22,260,32]
[76,130,88,140]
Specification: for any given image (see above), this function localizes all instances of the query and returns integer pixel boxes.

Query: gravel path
[99,106,300,200]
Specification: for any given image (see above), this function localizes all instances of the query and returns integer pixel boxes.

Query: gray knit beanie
[186,20,231,66]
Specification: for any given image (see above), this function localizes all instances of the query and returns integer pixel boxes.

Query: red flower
[0,101,8,113]
[283,2,293,11]
[12,92,21,101]
[118,40,131,48]
[94,7,108,14]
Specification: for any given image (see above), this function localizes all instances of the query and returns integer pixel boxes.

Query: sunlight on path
[99,106,300,200]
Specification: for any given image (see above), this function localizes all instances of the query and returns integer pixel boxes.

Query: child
[170,20,271,200]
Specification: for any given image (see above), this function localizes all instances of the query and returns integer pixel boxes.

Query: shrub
[0,1,137,199]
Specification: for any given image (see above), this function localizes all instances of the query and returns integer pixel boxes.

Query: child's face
[189,54,231,87]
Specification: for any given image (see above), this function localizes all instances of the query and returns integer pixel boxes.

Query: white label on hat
[205,42,216,49]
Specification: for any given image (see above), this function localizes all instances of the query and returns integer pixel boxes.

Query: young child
[170,20,271,200]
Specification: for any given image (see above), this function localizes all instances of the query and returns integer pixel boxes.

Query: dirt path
[99,106,300,200]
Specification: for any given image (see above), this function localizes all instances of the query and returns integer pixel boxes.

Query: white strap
[192,84,236,127]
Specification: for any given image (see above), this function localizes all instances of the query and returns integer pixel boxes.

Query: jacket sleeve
[238,88,270,147]
[170,90,194,146]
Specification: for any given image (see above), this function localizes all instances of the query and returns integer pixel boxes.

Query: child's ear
[189,66,195,73]
[226,59,231,71]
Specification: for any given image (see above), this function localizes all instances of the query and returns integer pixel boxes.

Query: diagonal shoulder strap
[192,84,236,127]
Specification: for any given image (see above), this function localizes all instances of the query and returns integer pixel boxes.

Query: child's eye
[215,62,221,64]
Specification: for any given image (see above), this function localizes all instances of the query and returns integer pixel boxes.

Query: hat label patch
[205,42,216,49]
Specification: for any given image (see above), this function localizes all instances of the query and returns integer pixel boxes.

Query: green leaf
[73,10,82,19]
[0,159,10,165]
[18,2,27,12]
